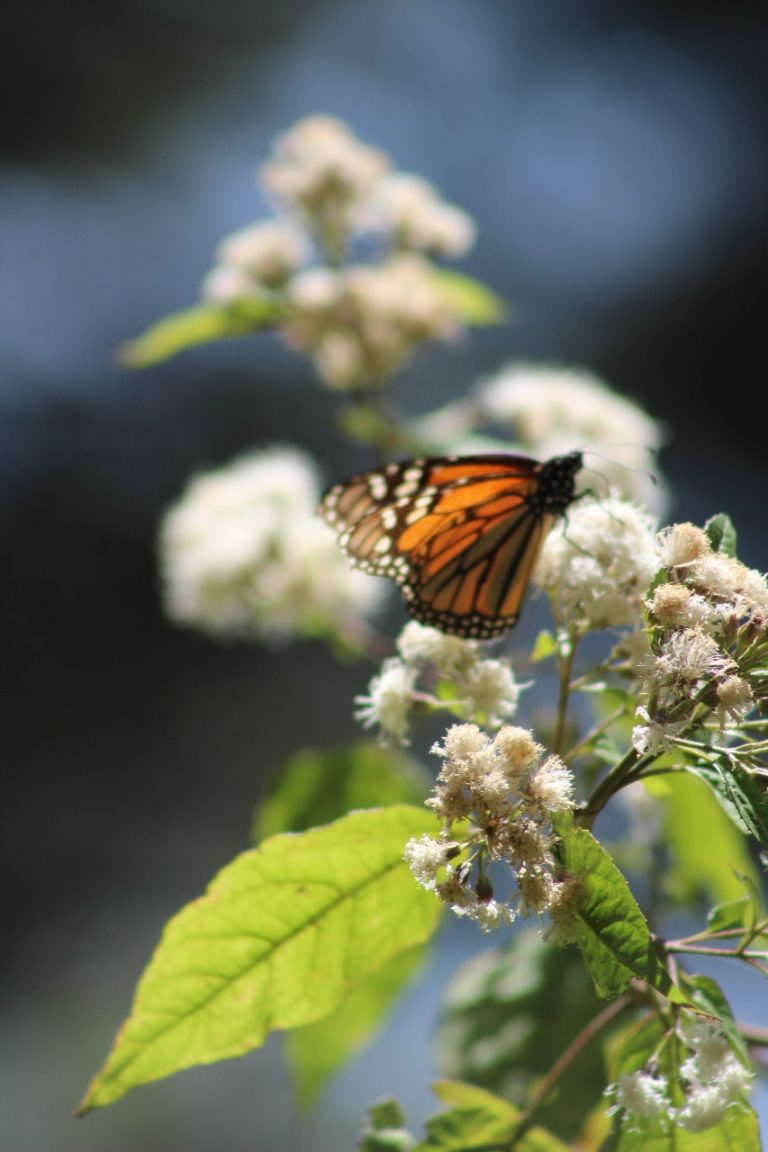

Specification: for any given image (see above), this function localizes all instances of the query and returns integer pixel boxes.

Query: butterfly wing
[321,453,568,638]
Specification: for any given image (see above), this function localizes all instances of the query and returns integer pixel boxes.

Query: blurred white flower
[285,255,461,389]
[475,362,666,513]
[159,446,383,643]
[368,173,476,256]
[535,496,660,632]
[260,115,389,255]
[607,1071,672,1132]
[201,264,263,305]
[215,220,309,289]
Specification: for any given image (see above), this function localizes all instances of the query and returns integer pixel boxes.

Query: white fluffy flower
[369,173,476,256]
[260,115,389,245]
[608,1071,671,1130]
[215,220,308,288]
[461,659,520,726]
[201,263,263,304]
[159,446,382,642]
[354,658,416,743]
[523,756,574,813]
[403,834,451,890]
[396,621,480,674]
[285,255,461,389]
[677,1019,754,1132]
[535,496,660,631]
[474,362,666,513]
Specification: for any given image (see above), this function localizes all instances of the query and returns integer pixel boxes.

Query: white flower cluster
[632,523,768,754]
[608,1017,753,1135]
[404,723,581,933]
[201,115,474,389]
[535,496,660,634]
[284,255,461,390]
[159,446,383,643]
[354,622,520,744]
[475,363,667,514]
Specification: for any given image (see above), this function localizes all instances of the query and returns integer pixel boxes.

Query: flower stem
[504,994,632,1149]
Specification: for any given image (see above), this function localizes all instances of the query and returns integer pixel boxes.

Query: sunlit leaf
[687,761,768,851]
[287,945,426,1107]
[662,772,758,906]
[530,630,557,663]
[430,269,506,326]
[119,297,285,367]
[79,806,440,1113]
[558,826,671,999]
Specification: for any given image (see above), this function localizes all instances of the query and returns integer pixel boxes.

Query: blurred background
[3,1,768,1148]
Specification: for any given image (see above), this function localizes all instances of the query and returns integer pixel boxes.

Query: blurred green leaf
[79,805,440,1113]
[687,761,768,851]
[360,1098,417,1152]
[436,929,615,1142]
[119,297,286,367]
[415,1080,570,1151]
[558,826,671,999]
[662,771,758,906]
[704,513,738,558]
[430,269,506,326]
[530,630,557,663]
[288,946,426,1107]
[707,895,755,933]
[254,741,428,842]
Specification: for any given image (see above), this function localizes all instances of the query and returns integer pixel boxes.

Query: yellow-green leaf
[430,269,506,326]
[79,805,439,1113]
[119,297,285,367]
[287,945,426,1107]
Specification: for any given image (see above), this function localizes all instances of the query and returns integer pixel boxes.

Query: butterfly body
[321,450,583,639]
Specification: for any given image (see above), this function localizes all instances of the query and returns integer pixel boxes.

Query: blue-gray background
[3,2,768,1148]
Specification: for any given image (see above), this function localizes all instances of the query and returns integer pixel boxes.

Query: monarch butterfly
[320,450,584,639]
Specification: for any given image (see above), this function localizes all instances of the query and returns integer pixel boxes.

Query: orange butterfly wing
[321,452,582,638]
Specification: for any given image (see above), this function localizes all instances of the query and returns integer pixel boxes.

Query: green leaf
[704,513,738,558]
[119,297,286,367]
[436,929,615,1142]
[686,761,768,851]
[558,827,671,999]
[79,805,441,1113]
[415,1080,570,1152]
[360,1098,417,1152]
[254,741,428,842]
[602,1107,760,1151]
[707,895,754,933]
[287,945,425,1107]
[530,630,557,663]
[661,771,758,906]
[429,269,506,326]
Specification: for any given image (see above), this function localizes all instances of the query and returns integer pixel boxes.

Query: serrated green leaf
[436,929,615,1142]
[430,269,506,326]
[360,1098,417,1152]
[119,297,285,367]
[704,513,738,558]
[287,945,425,1107]
[662,772,757,906]
[254,742,428,841]
[415,1080,570,1152]
[686,761,768,850]
[530,630,557,662]
[79,805,440,1113]
[558,827,670,998]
